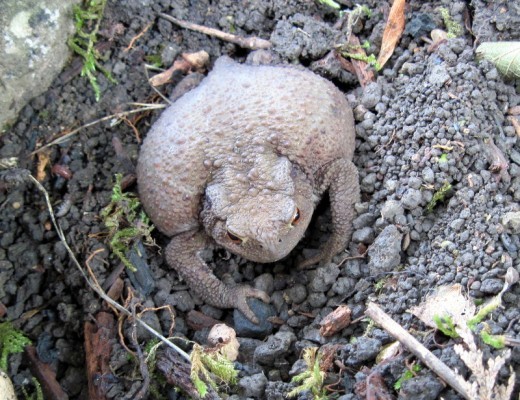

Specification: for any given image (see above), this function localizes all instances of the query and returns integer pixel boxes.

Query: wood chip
[24,346,69,400]
[507,116,520,137]
[156,347,219,400]
[84,312,116,400]
[507,105,520,116]
[319,305,352,337]
[186,310,221,331]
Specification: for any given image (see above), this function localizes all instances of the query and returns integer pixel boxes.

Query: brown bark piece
[24,346,69,400]
[84,311,116,400]
[320,305,352,337]
[186,310,221,331]
[347,35,375,87]
[156,347,219,400]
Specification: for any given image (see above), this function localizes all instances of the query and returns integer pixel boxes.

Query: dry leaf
[454,323,515,400]
[207,323,239,361]
[377,0,406,70]
[476,42,520,79]
[375,341,400,363]
[408,284,475,329]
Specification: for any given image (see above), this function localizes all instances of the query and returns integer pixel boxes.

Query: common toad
[137,57,359,322]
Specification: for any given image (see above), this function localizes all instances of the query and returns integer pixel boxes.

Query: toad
[137,57,359,322]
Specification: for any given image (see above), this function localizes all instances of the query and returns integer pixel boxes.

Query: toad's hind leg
[165,231,270,323]
[297,158,360,269]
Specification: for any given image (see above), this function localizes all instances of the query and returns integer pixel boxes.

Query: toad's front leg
[165,230,270,323]
[298,158,360,269]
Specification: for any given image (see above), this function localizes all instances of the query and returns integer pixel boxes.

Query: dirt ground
[0,0,519,399]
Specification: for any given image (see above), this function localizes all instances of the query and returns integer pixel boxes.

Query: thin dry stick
[365,302,472,400]
[125,21,153,52]
[31,104,165,156]
[28,175,191,362]
[159,13,271,50]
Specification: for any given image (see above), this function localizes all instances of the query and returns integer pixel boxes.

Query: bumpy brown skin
[137,57,359,323]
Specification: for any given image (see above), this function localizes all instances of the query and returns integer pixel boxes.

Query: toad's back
[137,57,355,237]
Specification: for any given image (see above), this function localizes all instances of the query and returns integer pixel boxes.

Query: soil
[0,0,519,399]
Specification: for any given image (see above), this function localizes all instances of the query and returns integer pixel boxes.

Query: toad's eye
[227,231,243,244]
[291,208,301,226]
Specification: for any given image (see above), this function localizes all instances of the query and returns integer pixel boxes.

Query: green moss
[425,181,452,213]
[144,54,163,68]
[287,347,329,399]
[0,322,31,371]
[101,174,155,272]
[68,0,117,101]
[190,343,238,397]
[433,314,459,338]
[439,7,463,38]
[394,363,422,390]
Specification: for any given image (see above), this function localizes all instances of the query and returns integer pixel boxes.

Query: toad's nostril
[279,239,282,243]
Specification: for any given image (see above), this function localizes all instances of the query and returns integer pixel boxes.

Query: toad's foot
[166,231,269,324]
[298,158,360,270]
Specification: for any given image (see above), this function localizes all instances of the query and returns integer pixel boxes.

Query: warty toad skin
[137,57,360,322]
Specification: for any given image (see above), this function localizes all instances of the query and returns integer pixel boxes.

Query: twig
[24,346,69,400]
[28,175,191,362]
[130,303,150,399]
[31,104,165,155]
[158,13,271,50]
[365,302,472,400]
[125,21,153,52]
[144,64,173,105]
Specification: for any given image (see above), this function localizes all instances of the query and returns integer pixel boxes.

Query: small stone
[381,200,404,221]
[169,291,195,313]
[308,264,340,292]
[332,277,356,296]
[502,211,520,233]
[368,225,403,275]
[238,373,268,398]
[234,298,275,339]
[428,65,450,87]
[343,337,382,366]
[307,292,327,308]
[254,331,296,365]
[352,227,375,244]
[254,273,274,295]
[361,82,382,109]
[480,278,503,294]
[285,284,307,304]
[401,188,422,210]
[398,373,444,400]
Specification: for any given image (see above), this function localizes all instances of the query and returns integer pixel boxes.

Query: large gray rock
[0,0,79,131]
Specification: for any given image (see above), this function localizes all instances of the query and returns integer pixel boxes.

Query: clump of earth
[0,0,519,399]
